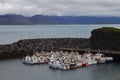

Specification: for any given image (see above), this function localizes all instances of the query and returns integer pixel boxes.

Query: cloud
[0,0,120,16]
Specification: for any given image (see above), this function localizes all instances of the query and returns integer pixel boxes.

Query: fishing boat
[23,56,36,64]
[105,57,113,63]
[37,57,47,64]
[69,63,78,69]
[82,61,88,67]
[23,50,113,70]
[48,59,69,70]
[94,53,110,64]
[23,55,48,64]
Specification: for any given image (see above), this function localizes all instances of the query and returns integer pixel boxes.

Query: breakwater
[0,38,90,60]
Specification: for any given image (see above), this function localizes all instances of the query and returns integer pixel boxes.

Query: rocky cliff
[90,27,120,51]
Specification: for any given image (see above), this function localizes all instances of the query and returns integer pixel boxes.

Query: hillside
[0,14,120,24]
[90,27,120,51]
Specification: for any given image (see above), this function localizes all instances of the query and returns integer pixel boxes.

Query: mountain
[0,14,31,25]
[0,14,120,24]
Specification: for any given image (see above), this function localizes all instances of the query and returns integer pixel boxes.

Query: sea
[0,24,120,80]
[0,24,120,44]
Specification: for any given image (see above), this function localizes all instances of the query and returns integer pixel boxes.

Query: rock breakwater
[0,38,90,60]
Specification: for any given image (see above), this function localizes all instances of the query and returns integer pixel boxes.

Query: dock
[59,48,120,62]
[59,48,120,54]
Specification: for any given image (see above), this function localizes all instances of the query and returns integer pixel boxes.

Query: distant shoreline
[1,14,120,25]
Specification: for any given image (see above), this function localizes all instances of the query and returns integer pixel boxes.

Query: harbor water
[0,59,120,80]
[0,24,120,80]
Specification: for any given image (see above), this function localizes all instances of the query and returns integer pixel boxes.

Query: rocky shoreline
[0,38,90,60]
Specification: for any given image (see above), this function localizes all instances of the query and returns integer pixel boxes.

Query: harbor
[23,50,113,70]
[0,0,120,79]
[0,25,120,80]
[60,48,120,62]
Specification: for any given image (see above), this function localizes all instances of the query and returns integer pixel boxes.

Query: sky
[0,0,120,16]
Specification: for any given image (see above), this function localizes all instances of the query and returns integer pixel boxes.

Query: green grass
[94,27,120,33]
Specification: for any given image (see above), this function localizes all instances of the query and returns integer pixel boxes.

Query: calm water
[0,24,120,44]
[0,59,120,80]
[0,24,120,80]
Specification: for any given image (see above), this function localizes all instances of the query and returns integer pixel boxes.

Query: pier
[59,48,120,54]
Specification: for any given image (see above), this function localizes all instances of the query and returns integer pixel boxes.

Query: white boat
[82,53,97,65]
[76,62,82,67]
[23,56,35,64]
[23,55,47,64]
[23,51,113,70]
[48,60,68,69]
[94,53,106,64]
[97,57,106,64]
[92,58,98,64]
[105,57,113,63]
[94,53,104,59]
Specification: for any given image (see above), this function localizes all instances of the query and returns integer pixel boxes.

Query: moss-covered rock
[90,27,120,51]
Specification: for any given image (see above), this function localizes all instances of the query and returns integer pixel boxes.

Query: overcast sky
[0,0,120,16]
